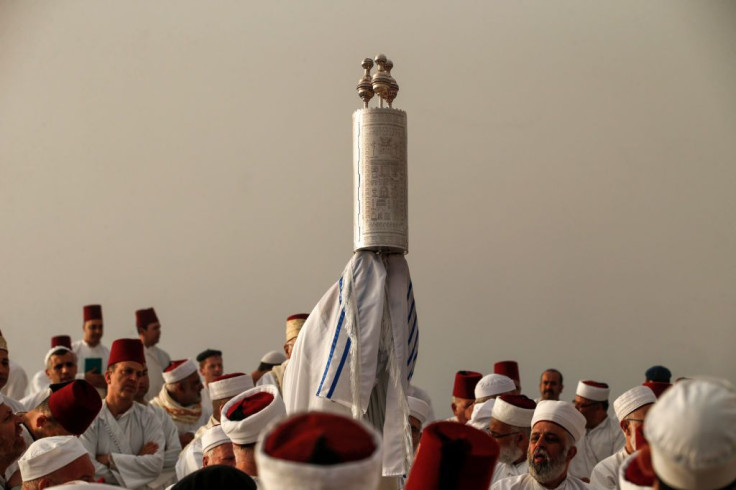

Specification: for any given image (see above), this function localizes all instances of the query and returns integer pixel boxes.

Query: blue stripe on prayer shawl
[407,281,413,301]
[408,311,417,346]
[407,300,415,324]
[327,337,351,398]
[316,278,345,396]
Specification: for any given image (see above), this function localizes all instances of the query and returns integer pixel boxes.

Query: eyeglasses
[489,430,520,439]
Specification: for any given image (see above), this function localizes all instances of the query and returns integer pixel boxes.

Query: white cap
[260,350,287,365]
[613,386,657,422]
[492,396,536,428]
[44,346,72,366]
[221,385,286,445]
[209,373,255,401]
[532,400,586,443]
[467,399,495,430]
[162,359,197,384]
[576,380,610,401]
[19,435,89,481]
[645,378,736,490]
[201,425,231,454]
[474,374,515,399]
[408,396,429,425]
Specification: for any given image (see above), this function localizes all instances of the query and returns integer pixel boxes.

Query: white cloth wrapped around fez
[613,386,657,421]
[19,435,89,481]
[44,346,72,365]
[162,359,197,384]
[201,425,230,454]
[645,378,736,490]
[576,380,610,401]
[467,399,494,430]
[408,396,429,425]
[492,396,536,427]
[209,373,254,401]
[221,385,286,445]
[282,251,418,477]
[474,374,516,399]
[532,400,586,443]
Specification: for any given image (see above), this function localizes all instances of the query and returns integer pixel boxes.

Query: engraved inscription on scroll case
[353,54,408,254]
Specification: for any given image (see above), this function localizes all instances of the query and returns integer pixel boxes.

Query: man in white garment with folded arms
[221,385,286,483]
[467,374,517,430]
[150,359,207,448]
[492,400,589,490]
[589,385,656,489]
[568,380,625,481]
[80,338,165,488]
[489,395,537,485]
[18,436,95,489]
[174,372,253,479]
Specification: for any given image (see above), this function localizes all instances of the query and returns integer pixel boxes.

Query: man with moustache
[538,369,564,402]
[0,395,25,488]
[80,338,165,489]
[489,395,537,485]
[492,400,589,489]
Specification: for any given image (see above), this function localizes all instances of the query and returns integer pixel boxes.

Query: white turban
[532,400,586,443]
[645,378,736,490]
[408,396,429,426]
[209,373,254,401]
[201,425,231,455]
[221,385,286,445]
[474,374,515,399]
[19,436,89,481]
[576,380,610,401]
[613,386,656,422]
[492,396,536,428]
[162,359,197,384]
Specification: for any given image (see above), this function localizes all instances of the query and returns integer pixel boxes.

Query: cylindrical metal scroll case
[353,108,408,253]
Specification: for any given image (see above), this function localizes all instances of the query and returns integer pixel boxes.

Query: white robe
[174,415,216,480]
[283,252,418,477]
[569,416,625,480]
[492,460,529,485]
[491,473,590,490]
[80,401,165,489]
[1,360,28,400]
[28,370,50,399]
[591,447,629,490]
[144,345,171,402]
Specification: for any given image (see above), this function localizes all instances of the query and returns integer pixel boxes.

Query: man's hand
[96,454,111,468]
[179,432,195,448]
[138,441,159,456]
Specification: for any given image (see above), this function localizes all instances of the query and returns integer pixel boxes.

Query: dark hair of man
[540,369,563,385]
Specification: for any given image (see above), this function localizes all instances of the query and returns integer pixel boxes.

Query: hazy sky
[2,1,735,417]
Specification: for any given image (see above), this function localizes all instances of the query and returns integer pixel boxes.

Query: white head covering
[408,396,429,425]
[209,373,254,401]
[221,385,286,445]
[19,435,89,481]
[645,378,736,490]
[261,350,287,365]
[44,346,72,366]
[532,400,586,443]
[467,399,494,430]
[256,413,383,490]
[474,374,515,399]
[201,425,231,454]
[576,380,610,401]
[162,359,197,384]
[613,386,657,422]
[492,396,535,427]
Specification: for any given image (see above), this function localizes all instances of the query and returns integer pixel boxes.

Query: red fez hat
[213,372,247,383]
[262,412,376,464]
[50,335,72,349]
[108,338,145,368]
[286,313,309,322]
[406,421,500,490]
[226,392,275,421]
[83,304,103,322]
[493,361,520,382]
[48,379,102,435]
[453,371,482,399]
[582,380,608,388]
[643,381,672,399]
[135,308,159,329]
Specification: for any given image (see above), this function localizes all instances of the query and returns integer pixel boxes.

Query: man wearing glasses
[590,385,656,489]
[568,380,625,481]
[489,395,536,485]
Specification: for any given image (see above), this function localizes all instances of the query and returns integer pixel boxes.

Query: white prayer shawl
[283,252,419,477]
[80,401,165,489]
[146,404,183,470]
[569,416,625,480]
[20,387,50,412]
[149,389,208,437]
[491,473,590,490]
[256,371,277,388]
[590,447,629,490]
[492,460,529,486]
[144,345,171,402]
[1,360,28,400]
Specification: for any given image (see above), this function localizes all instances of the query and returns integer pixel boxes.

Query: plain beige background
[2,1,735,416]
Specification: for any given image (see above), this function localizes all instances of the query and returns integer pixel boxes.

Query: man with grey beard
[492,400,589,489]
[490,395,537,485]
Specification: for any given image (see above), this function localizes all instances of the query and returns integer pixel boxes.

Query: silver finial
[372,54,391,107]
[357,58,374,108]
[384,59,399,108]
